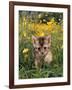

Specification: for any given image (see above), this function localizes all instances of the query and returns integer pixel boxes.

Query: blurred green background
[19,11,63,79]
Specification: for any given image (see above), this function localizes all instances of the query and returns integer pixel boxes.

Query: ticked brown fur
[32,35,52,68]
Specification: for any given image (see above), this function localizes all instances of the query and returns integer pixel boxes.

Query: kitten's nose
[41,52,43,54]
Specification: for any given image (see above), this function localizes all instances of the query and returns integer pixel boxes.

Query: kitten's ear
[32,36,37,46]
[46,35,51,44]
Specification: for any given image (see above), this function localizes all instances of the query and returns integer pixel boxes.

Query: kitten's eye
[44,47,46,50]
[38,47,40,51]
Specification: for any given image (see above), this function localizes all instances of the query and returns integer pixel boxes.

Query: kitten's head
[32,35,51,56]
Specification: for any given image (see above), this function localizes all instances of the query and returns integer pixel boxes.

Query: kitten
[32,35,52,68]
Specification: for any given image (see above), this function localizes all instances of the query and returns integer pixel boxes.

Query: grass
[19,31,63,79]
[19,11,63,79]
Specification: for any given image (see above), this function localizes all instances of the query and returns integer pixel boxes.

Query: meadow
[19,11,63,79]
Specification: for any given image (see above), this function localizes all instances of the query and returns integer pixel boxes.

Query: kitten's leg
[35,59,41,69]
[35,58,41,69]
[44,51,52,64]
[35,59,38,68]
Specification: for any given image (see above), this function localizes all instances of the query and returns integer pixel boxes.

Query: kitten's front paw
[44,51,52,64]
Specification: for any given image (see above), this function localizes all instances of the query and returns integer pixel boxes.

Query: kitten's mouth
[41,53,45,57]
[41,52,48,57]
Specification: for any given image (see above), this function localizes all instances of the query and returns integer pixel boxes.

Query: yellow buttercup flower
[39,32,45,36]
[47,22,53,25]
[23,48,29,53]
[23,32,26,37]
